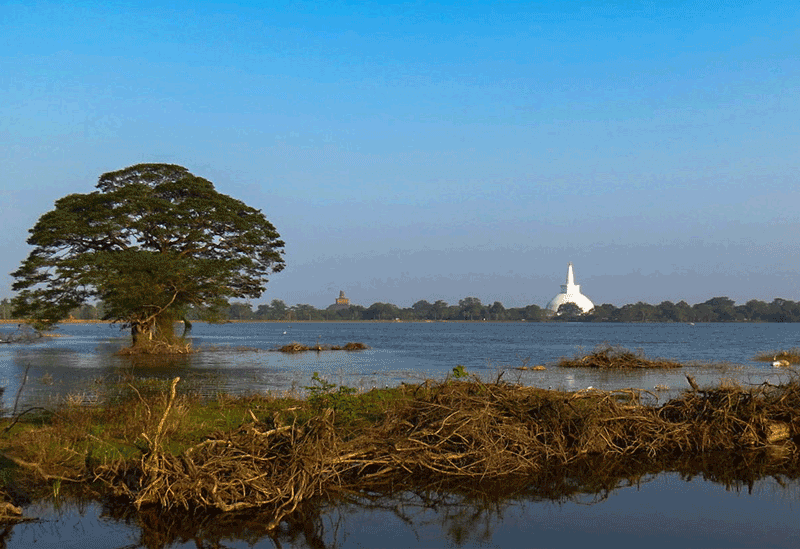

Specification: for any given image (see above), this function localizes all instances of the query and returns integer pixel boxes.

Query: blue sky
[2,1,799,309]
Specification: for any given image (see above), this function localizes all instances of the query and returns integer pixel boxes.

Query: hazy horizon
[2,1,798,310]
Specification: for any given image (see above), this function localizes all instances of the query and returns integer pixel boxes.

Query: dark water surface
[5,473,800,548]
[1,321,799,547]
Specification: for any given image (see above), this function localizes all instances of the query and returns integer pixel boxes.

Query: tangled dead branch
[117,340,193,355]
[95,376,800,530]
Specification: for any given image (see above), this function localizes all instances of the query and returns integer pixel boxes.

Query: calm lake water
[2,321,798,410]
[1,321,799,548]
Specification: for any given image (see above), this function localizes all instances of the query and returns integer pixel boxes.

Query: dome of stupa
[546,263,594,313]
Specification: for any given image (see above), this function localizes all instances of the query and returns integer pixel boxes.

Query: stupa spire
[547,262,595,314]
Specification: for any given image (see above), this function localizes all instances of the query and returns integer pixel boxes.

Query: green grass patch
[0,372,412,492]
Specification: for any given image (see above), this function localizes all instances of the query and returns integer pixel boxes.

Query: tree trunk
[131,320,154,347]
[181,317,192,337]
[155,313,178,344]
[129,312,185,353]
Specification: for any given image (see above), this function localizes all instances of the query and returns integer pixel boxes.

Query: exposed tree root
[94,376,800,530]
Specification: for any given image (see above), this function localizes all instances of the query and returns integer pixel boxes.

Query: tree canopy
[11,164,285,347]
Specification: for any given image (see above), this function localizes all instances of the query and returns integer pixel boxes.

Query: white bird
[282,331,287,335]
[772,355,791,368]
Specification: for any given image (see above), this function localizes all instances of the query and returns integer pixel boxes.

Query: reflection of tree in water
[100,498,335,549]
[96,452,800,549]
[0,525,13,549]
[359,489,504,547]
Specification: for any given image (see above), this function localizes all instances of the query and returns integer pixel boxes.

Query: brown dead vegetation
[754,348,800,365]
[117,339,193,355]
[559,344,682,369]
[275,342,369,353]
[90,374,800,530]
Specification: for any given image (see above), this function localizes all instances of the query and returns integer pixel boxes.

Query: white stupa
[547,262,594,314]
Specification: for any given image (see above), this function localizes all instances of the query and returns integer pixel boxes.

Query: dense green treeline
[39,296,800,323]
[214,296,800,322]
[3,295,799,323]
[575,297,800,323]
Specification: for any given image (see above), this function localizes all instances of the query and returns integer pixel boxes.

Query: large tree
[11,164,285,349]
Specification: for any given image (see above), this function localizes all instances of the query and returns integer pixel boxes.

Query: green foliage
[254,299,290,320]
[11,164,285,344]
[458,296,484,320]
[0,298,12,320]
[555,302,583,320]
[304,372,359,421]
[363,302,401,320]
[451,364,468,378]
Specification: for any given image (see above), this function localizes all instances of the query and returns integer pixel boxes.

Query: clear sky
[2,1,798,309]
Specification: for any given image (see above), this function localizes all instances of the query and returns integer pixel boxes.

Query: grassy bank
[1,367,799,527]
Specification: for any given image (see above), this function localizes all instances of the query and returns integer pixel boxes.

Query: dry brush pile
[95,373,800,529]
[275,342,369,353]
[558,344,682,369]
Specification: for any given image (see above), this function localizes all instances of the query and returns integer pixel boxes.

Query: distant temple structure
[546,263,594,314]
[328,290,351,311]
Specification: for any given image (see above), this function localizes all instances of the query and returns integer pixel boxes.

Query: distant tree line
[3,295,799,324]
[196,297,552,322]
[556,297,800,323]
[227,296,800,323]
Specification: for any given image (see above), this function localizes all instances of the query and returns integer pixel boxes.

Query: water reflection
[5,469,800,548]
